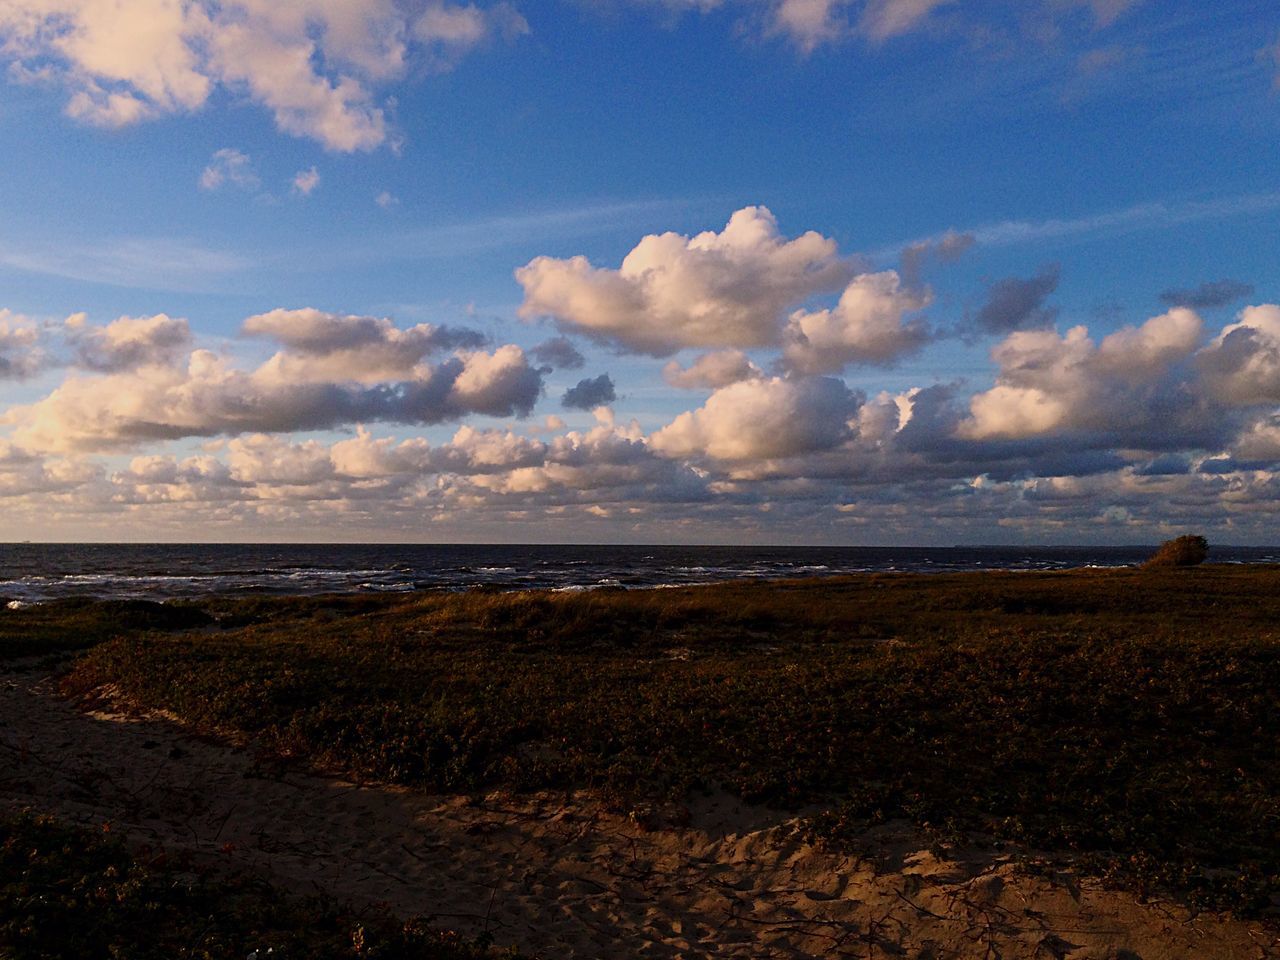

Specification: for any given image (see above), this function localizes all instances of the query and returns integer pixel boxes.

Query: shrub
[1143,534,1209,568]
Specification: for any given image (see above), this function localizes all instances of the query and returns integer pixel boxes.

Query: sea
[0,543,1276,604]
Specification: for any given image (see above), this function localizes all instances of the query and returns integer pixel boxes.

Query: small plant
[1142,534,1209,568]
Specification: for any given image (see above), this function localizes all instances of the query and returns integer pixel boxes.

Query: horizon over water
[1,542,1277,604]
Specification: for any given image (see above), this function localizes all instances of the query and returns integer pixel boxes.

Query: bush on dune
[1142,534,1209,569]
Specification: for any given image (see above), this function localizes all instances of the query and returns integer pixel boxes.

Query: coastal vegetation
[0,810,514,960]
[28,564,1280,919]
[1142,534,1210,568]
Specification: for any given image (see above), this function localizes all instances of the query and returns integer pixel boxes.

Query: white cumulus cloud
[0,0,527,151]
[243,307,486,384]
[651,375,859,461]
[782,270,930,373]
[663,349,763,389]
[6,311,543,452]
[516,206,852,357]
[1198,304,1280,406]
[961,308,1204,440]
[68,312,193,372]
[0,310,46,379]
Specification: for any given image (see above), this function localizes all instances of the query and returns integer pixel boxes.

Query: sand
[1,660,1276,960]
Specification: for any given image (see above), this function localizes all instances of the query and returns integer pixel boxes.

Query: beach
[4,567,1280,958]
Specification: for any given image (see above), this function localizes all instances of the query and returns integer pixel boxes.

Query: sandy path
[1,663,1276,960]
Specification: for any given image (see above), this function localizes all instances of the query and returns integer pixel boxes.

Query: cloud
[415,1,529,70]
[663,349,762,389]
[292,166,321,196]
[68,313,193,372]
[857,0,953,41]
[468,417,705,504]
[227,433,333,486]
[15,289,1280,540]
[888,192,1280,259]
[899,229,974,287]
[973,265,1060,334]
[1094,307,1204,380]
[92,417,713,527]
[517,206,852,356]
[1074,45,1129,78]
[1159,279,1254,310]
[1198,304,1280,406]
[529,336,585,370]
[0,0,528,151]
[651,375,859,461]
[0,235,250,293]
[242,307,486,383]
[448,344,544,416]
[428,424,547,475]
[624,0,1163,60]
[1073,0,1144,28]
[0,310,45,379]
[375,190,400,209]
[562,373,617,410]
[1232,414,1280,462]
[7,314,543,452]
[204,14,387,152]
[329,427,432,479]
[0,440,100,499]
[961,307,1204,441]
[770,0,848,51]
[200,148,259,191]
[782,270,930,372]
[646,0,950,49]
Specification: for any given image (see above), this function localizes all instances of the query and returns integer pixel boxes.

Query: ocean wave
[0,543,1270,602]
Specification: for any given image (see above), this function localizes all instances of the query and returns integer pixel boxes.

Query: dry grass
[0,809,521,959]
[56,565,1280,918]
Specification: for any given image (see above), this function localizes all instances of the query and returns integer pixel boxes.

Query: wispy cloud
[0,237,252,293]
[377,198,708,260]
[970,190,1280,246]
[886,189,1280,257]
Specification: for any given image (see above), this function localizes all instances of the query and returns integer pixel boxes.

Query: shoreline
[2,542,1279,604]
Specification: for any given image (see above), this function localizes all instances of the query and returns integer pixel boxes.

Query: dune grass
[44,566,1280,917]
[0,809,517,960]
[0,598,212,662]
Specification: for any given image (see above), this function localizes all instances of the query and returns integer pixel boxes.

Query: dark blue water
[0,543,1275,603]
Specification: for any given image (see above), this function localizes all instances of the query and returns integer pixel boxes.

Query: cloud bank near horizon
[1,206,1279,542]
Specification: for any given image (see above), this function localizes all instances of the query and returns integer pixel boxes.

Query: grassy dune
[10,566,1280,916]
[0,810,514,960]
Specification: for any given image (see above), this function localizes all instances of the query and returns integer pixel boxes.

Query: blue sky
[0,0,1278,543]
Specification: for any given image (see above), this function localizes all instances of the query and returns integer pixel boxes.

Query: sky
[0,0,1278,544]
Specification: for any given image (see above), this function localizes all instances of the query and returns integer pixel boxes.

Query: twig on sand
[894,889,947,921]
[482,881,500,935]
